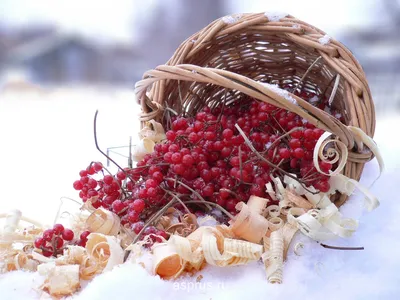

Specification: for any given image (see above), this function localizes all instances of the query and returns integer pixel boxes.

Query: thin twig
[320,243,364,251]
[291,56,322,93]
[235,124,318,194]
[165,177,212,210]
[162,189,192,216]
[123,197,179,261]
[264,127,303,153]
[94,110,126,173]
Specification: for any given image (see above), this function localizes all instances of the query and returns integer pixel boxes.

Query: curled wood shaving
[38,263,80,297]
[247,195,269,215]
[282,223,298,259]
[139,120,166,143]
[264,230,284,284]
[152,243,185,279]
[230,202,269,243]
[200,228,262,267]
[1,250,38,273]
[286,190,314,209]
[57,246,98,280]
[313,131,348,176]
[348,126,384,182]
[267,205,280,218]
[85,208,121,236]
[85,233,124,272]
[268,217,284,232]
[329,174,379,211]
[132,138,155,162]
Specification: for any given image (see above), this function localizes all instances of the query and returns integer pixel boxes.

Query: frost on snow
[259,82,297,105]
[318,35,331,45]
[264,11,288,22]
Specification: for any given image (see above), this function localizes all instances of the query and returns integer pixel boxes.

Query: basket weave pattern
[135,13,375,206]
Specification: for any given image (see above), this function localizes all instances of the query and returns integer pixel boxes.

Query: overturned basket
[135,12,376,207]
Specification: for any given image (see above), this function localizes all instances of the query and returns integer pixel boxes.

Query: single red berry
[93,162,103,172]
[112,200,126,214]
[166,130,177,141]
[131,221,144,234]
[293,148,305,159]
[34,237,45,248]
[278,148,290,159]
[171,153,182,164]
[42,229,54,241]
[42,249,53,257]
[145,179,158,189]
[152,171,164,182]
[127,211,140,223]
[87,166,95,175]
[132,199,145,213]
[79,170,88,177]
[73,180,83,190]
[116,171,126,180]
[289,138,301,149]
[103,175,114,185]
[53,224,64,235]
[222,129,234,139]
[62,229,74,241]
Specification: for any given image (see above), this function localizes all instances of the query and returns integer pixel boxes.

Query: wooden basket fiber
[135,12,376,207]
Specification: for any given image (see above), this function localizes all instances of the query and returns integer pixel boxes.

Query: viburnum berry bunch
[34,223,90,257]
[72,85,343,232]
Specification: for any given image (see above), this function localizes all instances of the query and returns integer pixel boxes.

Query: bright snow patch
[264,11,288,22]
[319,35,331,45]
[260,82,297,105]
[222,14,242,24]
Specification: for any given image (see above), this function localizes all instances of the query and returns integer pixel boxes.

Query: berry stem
[162,189,192,216]
[93,110,126,175]
[235,124,318,195]
[164,178,212,210]
[265,127,303,153]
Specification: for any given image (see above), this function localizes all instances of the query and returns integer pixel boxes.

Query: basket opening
[162,32,349,124]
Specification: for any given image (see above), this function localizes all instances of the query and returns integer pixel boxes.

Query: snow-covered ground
[0,88,400,299]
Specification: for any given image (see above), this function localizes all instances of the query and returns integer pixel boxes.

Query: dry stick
[235,124,318,194]
[264,127,303,153]
[93,110,126,174]
[327,74,341,107]
[123,198,179,262]
[165,178,212,210]
[162,189,192,216]
[291,56,323,93]
[320,243,364,251]
[239,145,243,183]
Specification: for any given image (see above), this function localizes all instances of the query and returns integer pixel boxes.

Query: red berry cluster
[34,224,74,257]
[34,224,91,257]
[72,86,340,231]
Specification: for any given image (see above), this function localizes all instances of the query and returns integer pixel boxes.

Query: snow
[260,82,297,105]
[264,11,288,22]
[222,14,242,24]
[319,35,331,45]
[1,89,400,299]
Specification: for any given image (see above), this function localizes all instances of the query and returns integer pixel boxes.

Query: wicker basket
[135,13,375,207]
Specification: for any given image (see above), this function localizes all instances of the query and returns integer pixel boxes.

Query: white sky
[0,0,383,42]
